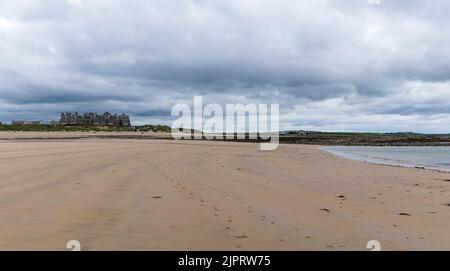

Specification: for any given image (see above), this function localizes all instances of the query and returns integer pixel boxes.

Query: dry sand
[0,135,449,250]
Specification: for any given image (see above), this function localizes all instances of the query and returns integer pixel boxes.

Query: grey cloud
[0,0,449,132]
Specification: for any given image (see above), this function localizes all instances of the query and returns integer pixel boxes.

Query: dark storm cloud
[0,0,449,131]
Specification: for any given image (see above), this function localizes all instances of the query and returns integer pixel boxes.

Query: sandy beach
[0,134,449,250]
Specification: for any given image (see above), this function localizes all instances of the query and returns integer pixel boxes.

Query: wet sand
[0,137,449,250]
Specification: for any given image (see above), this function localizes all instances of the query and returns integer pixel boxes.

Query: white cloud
[67,0,82,6]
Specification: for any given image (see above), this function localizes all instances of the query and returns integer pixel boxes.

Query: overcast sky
[0,0,449,132]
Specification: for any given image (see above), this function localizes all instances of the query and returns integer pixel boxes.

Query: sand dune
[0,138,448,250]
[0,131,172,140]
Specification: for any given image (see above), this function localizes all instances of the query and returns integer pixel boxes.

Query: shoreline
[320,146,450,174]
[0,131,448,145]
[2,131,449,173]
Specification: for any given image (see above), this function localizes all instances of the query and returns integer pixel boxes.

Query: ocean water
[321,146,450,172]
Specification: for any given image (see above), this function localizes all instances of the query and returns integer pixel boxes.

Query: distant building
[280,130,308,136]
[59,112,131,127]
[26,120,43,125]
[11,120,42,125]
[11,120,25,125]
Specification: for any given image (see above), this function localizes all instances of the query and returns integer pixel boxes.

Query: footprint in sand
[234,234,248,239]
[398,212,412,216]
